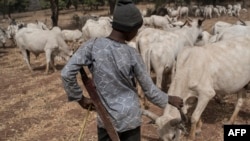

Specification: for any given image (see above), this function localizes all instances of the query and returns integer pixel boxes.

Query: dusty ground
[0,3,250,141]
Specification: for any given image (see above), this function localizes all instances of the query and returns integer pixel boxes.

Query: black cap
[112,0,143,32]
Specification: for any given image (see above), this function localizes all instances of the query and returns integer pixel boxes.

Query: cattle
[15,28,73,74]
[0,28,7,47]
[145,18,204,91]
[6,23,22,40]
[81,17,112,42]
[135,19,204,109]
[215,25,250,42]
[194,7,202,17]
[233,3,241,17]
[194,31,213,46]
[143,15,179,30]
[216,5,227,16]
[203,5,213,19]
[61,29,83,50]
[179,6,189,19]
[168,6,181,17]
[211,21,232,35]
[142,35,250,141]
[212,7,220,18]
[150,15,173,30]
[26,20,49,30]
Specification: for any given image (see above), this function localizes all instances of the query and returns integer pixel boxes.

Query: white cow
[136,19,204,108]
[145,19,204,90]
[82,17,112,42]
[168,6,181,17]
[179,6,189,19]
[212,7,220,17]
[233,3,241,17]
[61,29,83,49]
[194,31,213,46]
[27,20,49,30]
[203,5,213,19]
[15,28,73,74]
[150,15,173,30]
[0,28,7,47]
[215,25,250,41]
[211,21,232,35]
[143,35,250,141]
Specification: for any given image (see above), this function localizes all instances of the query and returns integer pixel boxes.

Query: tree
[50,0,59,27]
[108,0,116,14]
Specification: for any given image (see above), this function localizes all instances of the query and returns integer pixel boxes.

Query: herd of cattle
[0,2,249,141]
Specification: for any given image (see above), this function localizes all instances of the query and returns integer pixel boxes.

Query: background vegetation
[0,0,247,26]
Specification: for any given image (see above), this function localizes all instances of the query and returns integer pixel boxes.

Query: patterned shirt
[61,37,168,132]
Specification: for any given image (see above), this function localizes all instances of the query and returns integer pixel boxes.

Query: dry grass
[0,4,250,141]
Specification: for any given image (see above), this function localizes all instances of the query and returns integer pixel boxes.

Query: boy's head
[112,0,143,33]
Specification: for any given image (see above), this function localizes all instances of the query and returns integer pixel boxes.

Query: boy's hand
[168,95,184,109]
[78,97,96,111]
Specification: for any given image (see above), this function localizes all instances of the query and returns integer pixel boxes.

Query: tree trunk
[213,0,216,6]
[242,0,246,8]
[2,0,7,19]
[50,0,59,27]
[108,0,116,15]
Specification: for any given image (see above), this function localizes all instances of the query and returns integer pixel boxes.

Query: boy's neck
[107,29,126,44]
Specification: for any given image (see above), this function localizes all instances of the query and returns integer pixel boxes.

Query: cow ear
[181,20,188,28]
[198,18,205,27]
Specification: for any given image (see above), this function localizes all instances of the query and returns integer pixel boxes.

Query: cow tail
[145,48,151,75]
[136,37,141,53]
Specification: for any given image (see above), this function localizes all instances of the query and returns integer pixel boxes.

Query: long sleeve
[61,39,94,102]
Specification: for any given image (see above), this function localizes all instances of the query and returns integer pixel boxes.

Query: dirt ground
[0,3,250,141]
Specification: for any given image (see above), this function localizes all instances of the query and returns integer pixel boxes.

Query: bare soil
[0,4,250,141]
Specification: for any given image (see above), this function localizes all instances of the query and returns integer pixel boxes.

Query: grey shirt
[61,37,168,132]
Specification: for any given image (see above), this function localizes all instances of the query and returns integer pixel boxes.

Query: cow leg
[195,118,203,135]
[155,67,164,90]
[228,89,246,124]
[50,54,57,72]
[44,49,53,74]
[189,90,215,141]
[21,49,33,72]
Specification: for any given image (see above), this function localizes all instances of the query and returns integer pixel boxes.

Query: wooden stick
[79,67,120,141]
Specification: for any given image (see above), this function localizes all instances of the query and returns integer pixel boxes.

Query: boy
[61,0,183,140]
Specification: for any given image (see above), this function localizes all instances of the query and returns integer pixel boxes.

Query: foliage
[40,0,50,9]
[0,0,29,15]
[40,0,67,10]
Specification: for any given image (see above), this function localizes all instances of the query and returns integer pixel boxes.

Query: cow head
[156,115,187,141]
[57,47,73,61]
[0,29,7,47]
[183,18,205,46]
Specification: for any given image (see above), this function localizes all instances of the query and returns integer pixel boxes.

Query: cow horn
[238,18,246,26]
[180,20,188,28]
[233,15,246,25]
[187,17,193,22]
